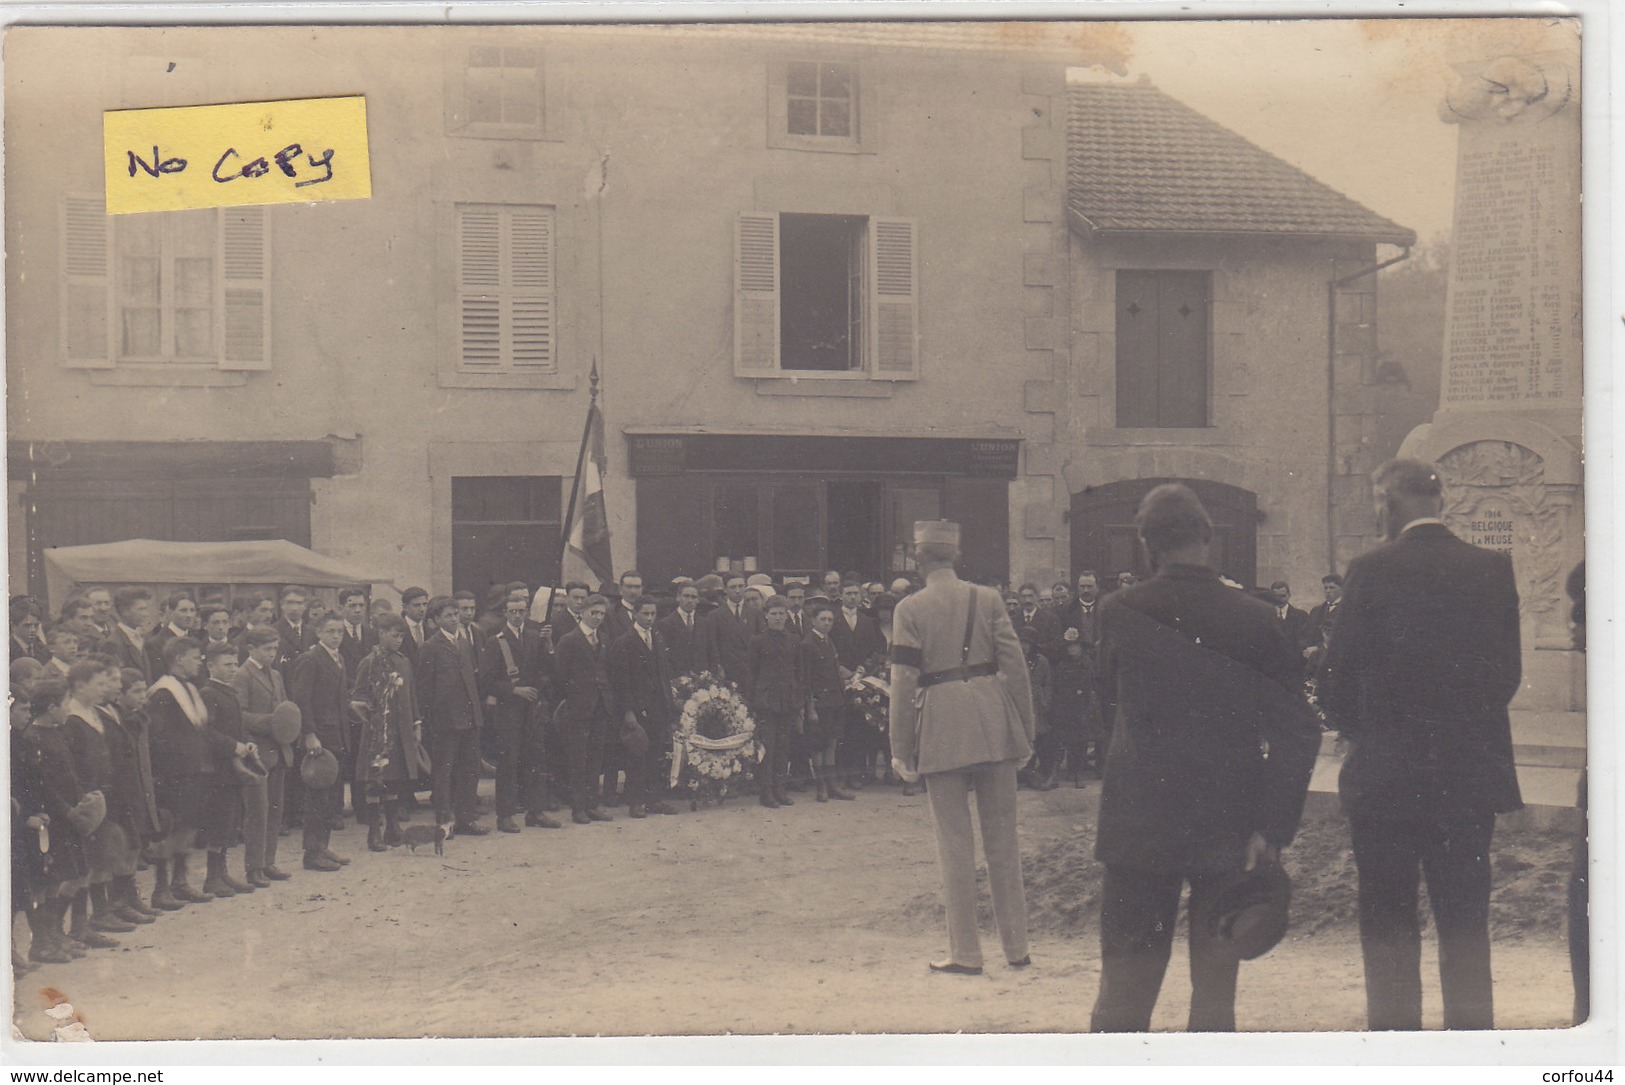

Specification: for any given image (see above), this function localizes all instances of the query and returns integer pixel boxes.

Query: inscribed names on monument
[1439,56,1581,412]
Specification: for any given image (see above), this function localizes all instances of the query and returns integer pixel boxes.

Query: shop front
[628,432,1018,586]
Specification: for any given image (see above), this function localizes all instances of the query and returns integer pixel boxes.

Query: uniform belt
[917,661,998,688]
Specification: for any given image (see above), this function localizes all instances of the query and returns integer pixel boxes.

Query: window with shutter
[62,198,269,370]
[1115,270,1211,427]
[735,211,919,382]
[457,204,556,374]
[61,197,112,368]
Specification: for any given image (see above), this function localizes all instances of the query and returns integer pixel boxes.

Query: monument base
[1514,644,1586,712]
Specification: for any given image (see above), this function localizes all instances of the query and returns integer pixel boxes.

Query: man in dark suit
[198,644,263,896]
[829,579,887,785]
[656,581,712,678]
[480,594,553,832]
[553,595,614,824]
[231,627,295,881]
[1318,459,1523,1032]
[335,587,376,814]
[1054,571,1102,649]
[289,615,352,871]
[608,597,680,819]
[1267,581,1314,657]
[1091,484,1319,1033]
[1010,582,1063,661]
[9,597,49,664]
[98,586,157,684]
[271,587,315,675]
[603,570,644,646]
[417,596,487,836]
[1307,573,1344,659]
[702,573,761,686]
[145,591,199,675]
[398,587,431,668]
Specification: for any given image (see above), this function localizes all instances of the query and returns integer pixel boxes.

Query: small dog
[401,822,451,856]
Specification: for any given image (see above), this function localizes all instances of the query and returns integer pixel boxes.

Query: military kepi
[914,520,961,547]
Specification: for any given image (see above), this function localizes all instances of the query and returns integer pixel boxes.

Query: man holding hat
[1318,458,1522,1031]
[231,627,298,881]
[1090,484,1319,1032]
[889,519,1036,976]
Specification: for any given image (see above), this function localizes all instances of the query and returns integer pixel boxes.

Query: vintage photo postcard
[2,7,1602,1061]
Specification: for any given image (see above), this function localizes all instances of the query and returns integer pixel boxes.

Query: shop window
[1115,269,1210,428]
[61,199,269,371]
[450,475,562,595]
[734,211,917,380]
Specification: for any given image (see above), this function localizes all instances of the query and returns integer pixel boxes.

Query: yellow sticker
[103,96,370,215]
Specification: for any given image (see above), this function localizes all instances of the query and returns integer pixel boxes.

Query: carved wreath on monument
[1435,441,1563,632]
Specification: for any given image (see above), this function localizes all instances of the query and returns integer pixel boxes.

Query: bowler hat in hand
[1199,861,1291,960]
[299,747,341,790]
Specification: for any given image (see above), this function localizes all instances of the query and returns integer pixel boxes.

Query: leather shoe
[74,929,120,950]
[525,812,563,829]
[172,883,213,903]
[1008,955,1032,969]
[586,808,613,822]
[928,960,982,976]
[497,816,521,834]
[454,821,490,836]
[827,785,856,801]
[322,849,351,866]
[247,869,272,889]
[571,811,593,825]
[29,941,73,964]
[773,791,795,806]
[648,801,678,816]
[151,887,186,911]
[628,804,648,819]
[89,913,137,933]
[262,865,293,881]
[303,853,341,872]
[114,903,156,925]
[758,794,780,809]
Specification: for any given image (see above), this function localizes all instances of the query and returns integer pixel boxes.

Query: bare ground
[10,781,1577,1041]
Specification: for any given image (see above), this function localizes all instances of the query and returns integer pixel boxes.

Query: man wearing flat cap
[1318,458,1522,1031]
[889,520,1036,976]
[1091,484,1320,1032]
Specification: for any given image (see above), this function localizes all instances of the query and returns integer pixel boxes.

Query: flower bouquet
[845,652,892,735]
[669,674,763,808]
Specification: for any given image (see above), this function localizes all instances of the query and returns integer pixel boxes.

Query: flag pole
[556,360,601,593]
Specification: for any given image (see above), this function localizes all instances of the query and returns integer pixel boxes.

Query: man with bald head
[1319,458,1522,1032]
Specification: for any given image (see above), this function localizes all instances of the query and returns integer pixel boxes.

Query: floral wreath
[668,672,762,790]
[845,652,891,734]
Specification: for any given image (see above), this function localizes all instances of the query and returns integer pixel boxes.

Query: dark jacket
[63,707,131,835]
[290,645,351,749]
[201,679,249,746]
[416,630,483,733]
[271,618,315,675]
[655,608,712,678]
[703,602,762,685]
[1318,523,1523,820]
[607,626,676,724]
[148,679,236,788]
[98,626,153,684]
[553,627,611,723]
[338,620,377,676]
[829,608,886,671]
[1273,604,1315,656]
[1094,564,1320,873]
[743,627,805,716]
[22,722,90,885]
[102,704,162,836]
[480,621,550,726]
[802,630,845,715]
[1010,606,1063,661]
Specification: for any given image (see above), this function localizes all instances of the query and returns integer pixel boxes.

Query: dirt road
[11,783,1576,1041]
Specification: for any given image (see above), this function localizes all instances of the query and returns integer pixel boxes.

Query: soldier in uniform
[889,520,1036,976]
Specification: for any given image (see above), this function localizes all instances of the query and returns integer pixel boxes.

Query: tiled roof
[1067,82,1415,244]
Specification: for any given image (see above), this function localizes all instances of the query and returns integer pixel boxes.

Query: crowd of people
[8,463,1571,1037]
[6,565,1125,971]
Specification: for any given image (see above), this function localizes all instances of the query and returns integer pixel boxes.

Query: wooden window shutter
[219,206,271,370]
[458,205,503,370]
[60,197,113,368]
[869,216,918,379]
[734,211,779,376]
[507,206,554,370]
[457,204,555,372]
